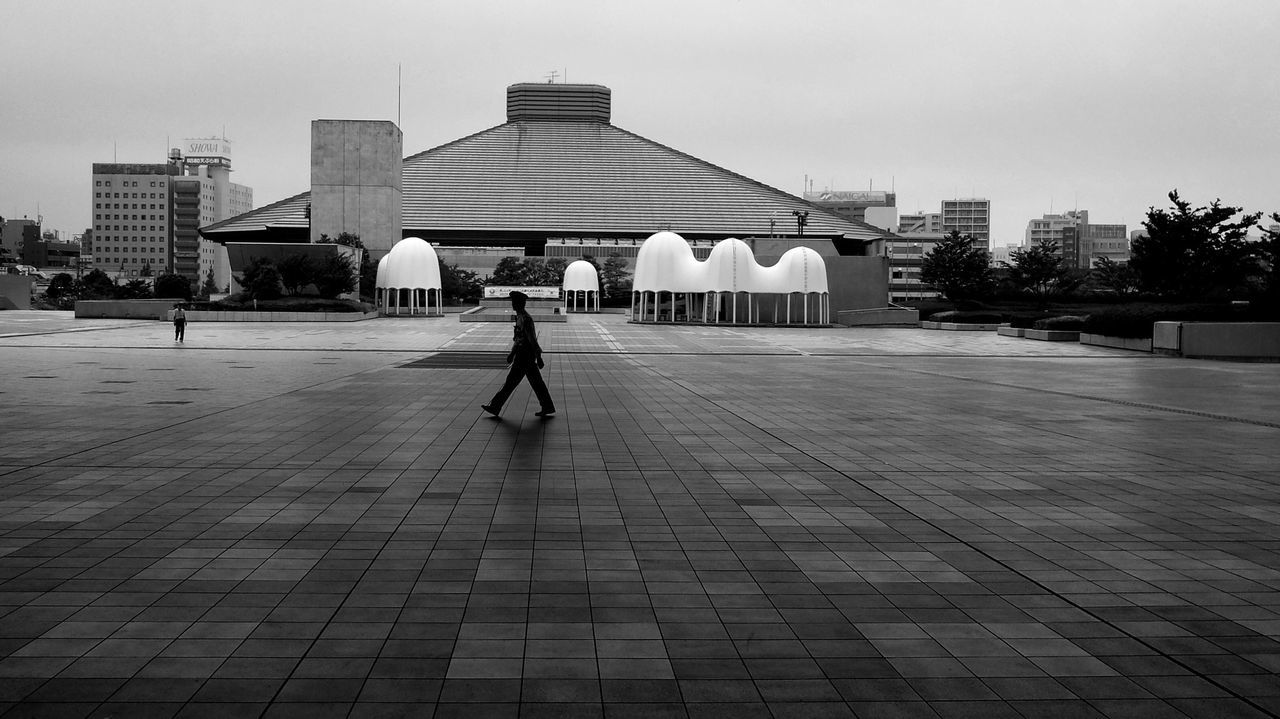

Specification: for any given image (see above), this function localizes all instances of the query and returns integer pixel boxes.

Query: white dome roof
[381,237,441,290]
[375,255,389,289]
[562,260,600,292]
[633,231,703,292]
[704,237,757,292]
[633,232,830,296]
[758,246,828,294]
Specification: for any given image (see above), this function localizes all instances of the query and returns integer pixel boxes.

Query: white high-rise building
[90,137,251,290]
[941,198,990,250]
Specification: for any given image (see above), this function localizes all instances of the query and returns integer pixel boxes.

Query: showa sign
[484,286,560,299]
[182,137,232,167]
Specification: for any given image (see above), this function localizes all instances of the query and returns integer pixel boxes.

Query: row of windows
[95,203,165,211]
[95,192,165,200]
[95,180,166,188]
[95,216,163,223]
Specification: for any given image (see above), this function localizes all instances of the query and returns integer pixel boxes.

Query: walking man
[172,303,187,342]
[482,291,556,418]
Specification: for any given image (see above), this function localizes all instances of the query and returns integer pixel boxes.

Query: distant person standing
[172,303,187,342]
[482,291,556,418]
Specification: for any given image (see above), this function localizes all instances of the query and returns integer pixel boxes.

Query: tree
[78,268,118,300]
[118,279,151,299]
[600,254,631,298]
[521,257,568,286]
[319,232,376,299]
[1089,257,1139,297]
[490,256,527,286]
[277,254,313,296]
[920,231,993,301]
[1131,190,1262,300]
[236,257,282,300]
[153,272,193,300]
[199,267,220,298]
[139,261,153,277]
[311,252,357,299]
[440,260,483,304]
[1005,239,1073,302]
[45,273,75,301]
[1259,214,1280,296]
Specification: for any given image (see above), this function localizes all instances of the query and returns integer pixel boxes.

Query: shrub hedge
[193,297,373,313]
[928,310,1005,324]
[1081,303,1280,338]
[1033,315,1087,331]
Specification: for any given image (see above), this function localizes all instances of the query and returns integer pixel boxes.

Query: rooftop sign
[182,137,231,167]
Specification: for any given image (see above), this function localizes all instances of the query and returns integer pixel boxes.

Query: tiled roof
[203,120,884,242]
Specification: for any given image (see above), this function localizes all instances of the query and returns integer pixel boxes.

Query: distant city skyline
[3,0,1278,248]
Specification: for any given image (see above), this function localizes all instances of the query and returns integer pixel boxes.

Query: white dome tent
[631,230,704,322]
[631,231,830,325]
[562,260,601,313]
[377,237,443,316]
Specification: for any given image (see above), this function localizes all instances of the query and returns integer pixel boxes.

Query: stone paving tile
[0,312,1278,717]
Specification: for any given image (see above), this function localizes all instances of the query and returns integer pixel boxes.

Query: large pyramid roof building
[202,83,887,256]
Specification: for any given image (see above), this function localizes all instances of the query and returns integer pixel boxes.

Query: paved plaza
[0,310,1278,719]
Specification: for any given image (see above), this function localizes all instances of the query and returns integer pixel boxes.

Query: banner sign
[484,286,560,299]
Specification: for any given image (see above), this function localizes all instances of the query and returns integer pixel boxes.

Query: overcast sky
[4,0,1278,246]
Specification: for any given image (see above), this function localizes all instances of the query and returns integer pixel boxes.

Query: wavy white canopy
[562,260,600,292]
[379,237,442,290]
[633,232,828,295]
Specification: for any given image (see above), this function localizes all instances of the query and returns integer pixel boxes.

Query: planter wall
[996,326,1025,338]
[1079,333,1153,352]
[921,321,1001,331]
[1025,329,1080,342]
[1153,322,1280,360]
[837,307,919,327]
[76,299,182,319]
[180,310,379,322]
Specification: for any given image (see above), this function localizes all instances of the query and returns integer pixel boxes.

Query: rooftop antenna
[546,70,559,83]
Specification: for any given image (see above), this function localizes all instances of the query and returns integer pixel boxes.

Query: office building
[805,190,897,231]
[91,138,252,288]
[1025,210,1127,268]
[1,218,41,263]
[898,212,942,234]
[941,198,991,249]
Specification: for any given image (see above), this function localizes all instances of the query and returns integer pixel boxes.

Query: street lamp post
[792,210,809,237]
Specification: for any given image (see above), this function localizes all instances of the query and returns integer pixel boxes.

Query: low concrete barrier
[1025,328,1080,342]
[996,326,1025,338]
[179,310,379,322]
[76,299,182,319]
[460,307,567,323]
[1080,333,1153,352]
[1153,322,1280,360]
[836,307,919,327]
[921,321,1001,331]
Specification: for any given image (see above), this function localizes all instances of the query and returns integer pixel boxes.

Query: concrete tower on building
[309,120,403,256]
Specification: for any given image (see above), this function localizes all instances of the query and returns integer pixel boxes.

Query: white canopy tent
[631,231,830,324]
[562,260,601,313]
[377,237,444,316]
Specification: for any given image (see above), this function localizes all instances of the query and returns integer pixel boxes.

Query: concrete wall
[0,275,33,310]
[310,120,403,255]
[751,240,889,313]
[1154,322,1280,360]
[75,299,180,320]
[826,256,889,312]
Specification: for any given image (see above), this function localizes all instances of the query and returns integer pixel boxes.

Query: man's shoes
[535,408,556,417]
[481,404,499,416]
